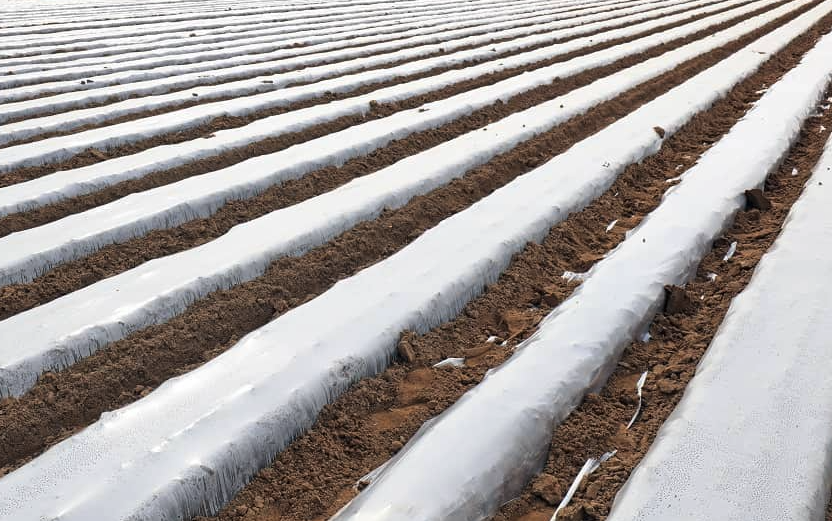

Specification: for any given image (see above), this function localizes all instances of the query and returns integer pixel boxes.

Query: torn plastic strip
[562,270,588,283]
[550,451,617,520]
[626,371,649,429]
[723,241,737,261]
[433,357,465,368]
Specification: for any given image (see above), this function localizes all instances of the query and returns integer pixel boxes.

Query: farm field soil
[2,0,832,519]
[0,0,821,475]
[202,17,832,521]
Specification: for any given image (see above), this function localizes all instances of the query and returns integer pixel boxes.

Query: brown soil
[6,27,447,91]
[0,0,657,113]
[0,1,696,149]
[0,0,800,324]
[0,41,674,474]
[1,3,827,507]
[493,83,832,521]
[0,0,479,35]
[0,0,740,183]
[0,9,673,188]
[193,21,832,521]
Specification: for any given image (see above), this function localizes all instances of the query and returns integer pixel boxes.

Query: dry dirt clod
[653,126,666,138]
[584,481,602,500]
[86,148,107,161]
[499,309,532,336]
[663,285,695,315]
[535,284,562,307]
[744,188,772,210]
[558,504,587,521]
[396,340,416,363]
[657,378,683,394]
[610,424,637,450]
[531,474,563,506]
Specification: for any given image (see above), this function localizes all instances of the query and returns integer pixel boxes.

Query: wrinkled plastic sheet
[0,1,559,142]
[0,0,664,107]
[0,0,777,398]
[0,0,704,218]
[0,0,670,122]
[607,133,832,520]
[328,12,832,520]
[2,3,812,515]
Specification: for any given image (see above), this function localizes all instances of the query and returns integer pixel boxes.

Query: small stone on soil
[396,341,416,363]
[663,285,695,315]
[531,473,563,505]
[657,378,683,394]
[744,189,772,211]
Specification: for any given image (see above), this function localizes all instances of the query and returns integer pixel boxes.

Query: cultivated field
[1,0,832,519]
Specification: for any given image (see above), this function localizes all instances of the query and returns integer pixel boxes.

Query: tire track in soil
[0,0,797,320]
[0,0,738,181]
[195,19,832,521]
[495,84,832,521]
[0,0,656,113]
[0,1,825,488]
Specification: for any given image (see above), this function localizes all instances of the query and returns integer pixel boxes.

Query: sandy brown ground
[0,0,816,478]
[1,3,829,520]
[187,12,832,521]
[0,0,690,133]
[0,0,798,323]
[0,0,745,197]
[495,85,832,521]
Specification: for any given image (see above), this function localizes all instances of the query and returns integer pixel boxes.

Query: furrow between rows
[2,4,828,519]
[0,0,569,88]
[204,62,832,521]
[498,77,832,521]
[0,0,558,74]
[0,0,811,469]
[322,17,832,521]
[0,0,789,292]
